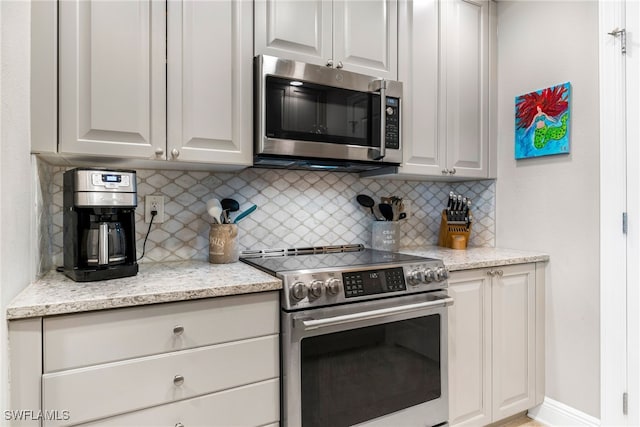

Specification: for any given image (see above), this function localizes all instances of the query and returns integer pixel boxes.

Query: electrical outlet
[403,200,412,219]
[145,195,165,223]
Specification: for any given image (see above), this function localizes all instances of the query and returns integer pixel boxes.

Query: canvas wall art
[515,82,571,159]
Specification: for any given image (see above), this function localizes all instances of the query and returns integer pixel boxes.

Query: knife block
[438,210,472,249]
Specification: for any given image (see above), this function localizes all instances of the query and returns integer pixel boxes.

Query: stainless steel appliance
[241,245,451,427]
[254,55,403,172]
[63,168,138,282]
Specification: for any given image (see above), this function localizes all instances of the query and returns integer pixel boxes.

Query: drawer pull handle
[174,375,185,386]
[173,325,184,336]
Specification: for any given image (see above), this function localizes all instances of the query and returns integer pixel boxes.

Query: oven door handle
[297,295,454,331]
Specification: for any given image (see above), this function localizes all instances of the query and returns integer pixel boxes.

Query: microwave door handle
[297,295,454,332]
[370,79,387,160]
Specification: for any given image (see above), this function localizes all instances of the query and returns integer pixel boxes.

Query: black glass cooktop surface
[240,248,437,274]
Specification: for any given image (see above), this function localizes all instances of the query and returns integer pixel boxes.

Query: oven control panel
[279,262,448,311]
[342,267,406,298]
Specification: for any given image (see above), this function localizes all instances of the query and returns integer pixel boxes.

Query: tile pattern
[44,167,496,265]
[35,158,55,276]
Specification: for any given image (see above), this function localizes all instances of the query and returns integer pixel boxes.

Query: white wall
[0,0,33,418]
[496,1,600,418]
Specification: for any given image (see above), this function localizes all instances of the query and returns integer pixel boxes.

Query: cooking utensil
[379,204,394,221]
[233,204,257,224]
[221,198,240,224]
[357,194,382,220]
[206,199,223,224]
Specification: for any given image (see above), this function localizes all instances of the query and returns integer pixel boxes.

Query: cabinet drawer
[43,335,279,426]
[79,379,279,427]
[44,292,278,372]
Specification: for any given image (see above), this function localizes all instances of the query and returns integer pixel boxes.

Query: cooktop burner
[240,244,449,311]
[240,246,436,274]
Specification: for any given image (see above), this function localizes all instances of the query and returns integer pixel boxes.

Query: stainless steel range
[241,244,452,427]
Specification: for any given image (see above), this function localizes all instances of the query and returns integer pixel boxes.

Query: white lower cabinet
[36,292,280,427]
[78,379,279,427]
[448,263,543,426]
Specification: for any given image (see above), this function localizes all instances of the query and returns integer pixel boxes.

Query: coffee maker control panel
[73,169,137,193]
[92,172,131,189]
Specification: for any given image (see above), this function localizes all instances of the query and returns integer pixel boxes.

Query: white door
[254,0,333,67]
[167,0,252,166]
[396,0,444,176]
[333,0,398,79]
[600,0,639,424]
[491,264,536,420]
[448,269,492,427]
[58,0,166,158]
[442,0,489,178]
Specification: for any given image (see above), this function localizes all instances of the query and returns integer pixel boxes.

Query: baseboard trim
[528,397,600,426]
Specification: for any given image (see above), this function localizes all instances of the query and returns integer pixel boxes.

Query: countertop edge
[446,254,550,271]
[6,280,282,320]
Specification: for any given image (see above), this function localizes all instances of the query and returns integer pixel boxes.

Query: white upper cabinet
[442,0,490,178]
[333,0,398,78]
[254,0,333,67]
[58,0,166,158]
[255,0,398,80]
[54,0,252,168]
[395,0,494,179]
[167,0,253,166]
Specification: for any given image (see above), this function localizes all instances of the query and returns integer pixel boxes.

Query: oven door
[255,55,402,165]
[282,292,452,427]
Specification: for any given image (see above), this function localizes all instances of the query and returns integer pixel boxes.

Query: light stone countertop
[400,246,549,271]
[7,247,548,320]
[6,260,282,320]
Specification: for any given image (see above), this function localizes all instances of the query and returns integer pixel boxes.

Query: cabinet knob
[173,325,184,336]
[171,148,180,159]
[173,375,185,386]
[336,61,343,69]
[326,59,334,67]
[155,147,164,156]
[449,168,457,175]
[175,424,184,427]
[442,169,449,175]
[487,270,495,276]
[497,270,503,276]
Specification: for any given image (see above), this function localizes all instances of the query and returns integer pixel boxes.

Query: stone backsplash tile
[45,167,495,266]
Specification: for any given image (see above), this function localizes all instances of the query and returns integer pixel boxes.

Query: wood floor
[491,413,547,427]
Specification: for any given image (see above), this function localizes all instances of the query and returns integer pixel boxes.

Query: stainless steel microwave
[254,55,403,172]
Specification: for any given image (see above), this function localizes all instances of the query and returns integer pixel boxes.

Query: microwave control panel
[385,97,400,149]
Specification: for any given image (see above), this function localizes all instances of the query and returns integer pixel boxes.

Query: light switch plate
[145,195,165,223]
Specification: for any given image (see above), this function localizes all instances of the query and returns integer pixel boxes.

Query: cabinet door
[254,0,333,67]
[396,0,445,176]
[167,0,252,166]
[448,269,492,427]
[333,0,398,79]
[58,0,166,158]
[442,0,489,177]
[491,264,536,420]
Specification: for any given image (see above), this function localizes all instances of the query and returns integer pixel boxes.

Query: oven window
[265,76,380,147]
[301,314,441,427]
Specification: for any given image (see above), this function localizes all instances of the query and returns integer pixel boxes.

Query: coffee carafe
[63,168,138,282]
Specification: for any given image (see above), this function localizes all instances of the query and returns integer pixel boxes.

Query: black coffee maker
[63,168,138,282]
